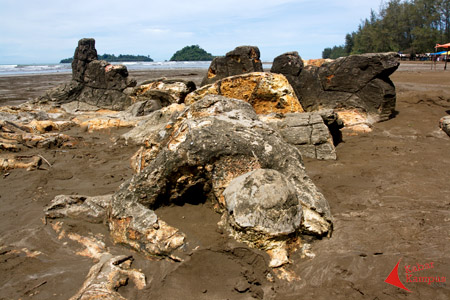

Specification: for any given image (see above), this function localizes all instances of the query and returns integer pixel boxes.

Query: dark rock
[72,38,98,82]
[35,38,136,111]
[316,109,344,145]
[317,53,398,93]
[83,61,134,91]
[270,51,303,77]
[271,52,400,124]
[234,279,251,293]
[201,46,263,86]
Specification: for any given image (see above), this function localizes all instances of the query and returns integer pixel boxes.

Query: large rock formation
[110,95,332,265]
[187,72,303,114]
[37,38,136,110]
[271,52,400,128]
[201,46,263,86]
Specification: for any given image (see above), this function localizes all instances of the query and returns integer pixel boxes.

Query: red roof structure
[436,43,450,48]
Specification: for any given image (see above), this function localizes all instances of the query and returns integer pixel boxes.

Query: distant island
[170,45,215,61]
[60,54,154,63]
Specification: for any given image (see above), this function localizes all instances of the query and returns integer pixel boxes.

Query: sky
[0,0,382,64]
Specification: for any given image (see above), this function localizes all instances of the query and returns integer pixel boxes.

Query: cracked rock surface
[111,94,332,261]
[271,51,400,129]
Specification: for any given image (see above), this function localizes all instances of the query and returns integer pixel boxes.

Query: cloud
[0,0,380,63]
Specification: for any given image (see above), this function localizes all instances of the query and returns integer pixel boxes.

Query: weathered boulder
[123,78,195,116]
[260,112,337,160]
[224,169,302,237]
[186,72,304,114]
[72,38,98,82]
[131,78,196,105]
[201,46,263,86]
[270,51,303,78]
[83,61,133,90]
[36,38,136,110]
[440,116,450,136]
[271,52,400,127]
[110,94,332,260]
[222,169,302,267]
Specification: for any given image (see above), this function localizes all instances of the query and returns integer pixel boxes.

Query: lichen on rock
[186,72,304,114]
[110,94,332,264]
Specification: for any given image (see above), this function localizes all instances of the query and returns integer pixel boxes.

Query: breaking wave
[0,61,212,76]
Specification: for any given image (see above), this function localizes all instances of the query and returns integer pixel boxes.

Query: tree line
[323,0,450,59]
[60,54,154,63]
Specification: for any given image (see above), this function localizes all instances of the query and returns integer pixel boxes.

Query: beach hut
[436,43,450,70]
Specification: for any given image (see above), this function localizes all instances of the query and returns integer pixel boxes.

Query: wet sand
[0,63,449,299]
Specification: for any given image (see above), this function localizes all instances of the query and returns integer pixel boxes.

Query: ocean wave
[115,61,211,70]
[0,61,211,76]
[0,63,72,76]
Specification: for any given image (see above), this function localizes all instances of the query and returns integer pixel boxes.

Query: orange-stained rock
[303,58,333,67]
[1,119,78,152]
[440,116,450,137]
[335,109,373,134]
[0,155,42,171]
[131,78,196,105]
[185,72,304,114]
[74,118,136,132]
[108,207,185,259]
[71,110,137,132]
[27,119,74,133]
[68,254,146,300]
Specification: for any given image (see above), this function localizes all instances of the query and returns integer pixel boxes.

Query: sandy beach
[0,62,449,299]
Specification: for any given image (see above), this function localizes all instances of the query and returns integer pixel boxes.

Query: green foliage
[170,45,215,61]
[323,0,450,58]
[322,46,347,59]
[60,54,154,63]
[322,34,355,59]
[60,58,73,63]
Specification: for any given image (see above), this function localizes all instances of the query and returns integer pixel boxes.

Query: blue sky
[0,0,381,64]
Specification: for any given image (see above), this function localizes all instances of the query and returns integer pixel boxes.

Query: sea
[0,61,214,76]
